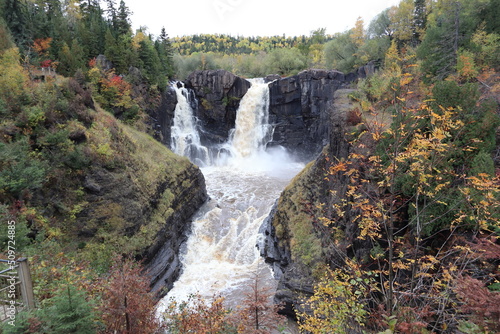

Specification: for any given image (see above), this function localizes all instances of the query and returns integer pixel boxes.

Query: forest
[0,0,499,333]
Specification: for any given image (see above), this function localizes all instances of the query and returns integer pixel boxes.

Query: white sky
[127,0,402,38]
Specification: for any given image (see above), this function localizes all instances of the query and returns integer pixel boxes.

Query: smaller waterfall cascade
[170,82,209,166]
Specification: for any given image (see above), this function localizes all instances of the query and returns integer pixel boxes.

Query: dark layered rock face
[268,69,350,160]
[159,69,366,159]
[185,70,251,146]
[259,89,358,318]
[146,163,208,294]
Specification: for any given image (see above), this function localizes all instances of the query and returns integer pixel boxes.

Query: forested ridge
[0,0,499,333]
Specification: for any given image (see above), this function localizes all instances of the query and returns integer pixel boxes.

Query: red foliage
[99,257,161,334]
[468,236,500,260]
[455,275,500,332]
[347,108,363,126]
[88,58,97,68]
[40,59,53,68]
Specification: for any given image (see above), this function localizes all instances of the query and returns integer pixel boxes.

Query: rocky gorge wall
[72,113,208,295]
[259,89,365,318]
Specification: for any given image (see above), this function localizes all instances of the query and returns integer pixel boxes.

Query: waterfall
[229,78,272,159]
[170,82,210,166]
[158,78,303,319]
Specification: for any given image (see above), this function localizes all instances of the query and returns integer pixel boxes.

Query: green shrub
[0,140,47,198]
[431,81,479,112]
[64,146,90,170]
[0,204,31,252]
[470,151,495,176]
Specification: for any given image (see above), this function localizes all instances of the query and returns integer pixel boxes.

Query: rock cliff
[259,89,360,317]
[65,109,207,295]
[267,69,351,160]
[160,66,375,159]
[185,69,251,146]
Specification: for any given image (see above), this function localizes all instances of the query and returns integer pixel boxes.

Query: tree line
[0,0,174,87]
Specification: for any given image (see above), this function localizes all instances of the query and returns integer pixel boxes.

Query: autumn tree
[302,47,500,332]
[99,257,161,334]
[233,272,286,334]
[298,264,370,334]
[163,294,237,334]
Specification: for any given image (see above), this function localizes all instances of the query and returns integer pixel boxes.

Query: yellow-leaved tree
[298,53,500,333]
[0,47,29,109]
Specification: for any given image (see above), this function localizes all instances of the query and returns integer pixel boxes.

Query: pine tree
[115,0,131,37]
[412,0,427,45]
[156,27,174,79]
[44,285,96,334]
[1,0,30,47]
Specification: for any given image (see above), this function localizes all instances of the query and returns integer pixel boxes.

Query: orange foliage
[33,38,52,56]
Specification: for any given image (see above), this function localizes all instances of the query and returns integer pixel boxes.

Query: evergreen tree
[412,0,427,45]
[79,0,107,58]
[59,39,86,76]
[1,0,30,47]
[115,0,131,37]
[156,27,174,79]
[105,0,117,27]
[417,1,462,80]
[44,285,96,334]
[138,37,162,85]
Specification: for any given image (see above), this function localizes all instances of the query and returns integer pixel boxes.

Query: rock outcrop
[185,69,251,146]
[259,89,358,317]
[267,69,351,160]
[72,114,207,295]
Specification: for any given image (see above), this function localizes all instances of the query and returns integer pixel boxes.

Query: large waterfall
[229,78,272,159]
[157,79,303,313]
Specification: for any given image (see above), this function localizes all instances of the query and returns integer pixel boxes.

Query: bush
[0,139,47,199]
[431,81,479,112]
[42,285,96,334]
[470,151,495,176]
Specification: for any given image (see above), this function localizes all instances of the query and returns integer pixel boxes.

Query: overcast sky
[127,0,401,38]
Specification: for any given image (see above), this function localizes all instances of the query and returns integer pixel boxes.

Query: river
[156,79,303,318]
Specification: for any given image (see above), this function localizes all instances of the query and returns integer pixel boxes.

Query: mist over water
[157,79,303,314]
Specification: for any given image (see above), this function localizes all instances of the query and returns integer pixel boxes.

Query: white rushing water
[157,79,303,314]
[170,82,210,166]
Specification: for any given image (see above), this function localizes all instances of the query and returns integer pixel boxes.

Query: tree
[298,265,369,334]
[43,285,96,334]
[234,272,286,333]
[115,0,131,37]
[352,17,365,47]
[1,0,30,47]
[137,35,163,86]
[58,39,86,76]
[266,48,307,75]
[0,47,29,109]
[156,27,174,79]
[389,0,415,45]
[412,0,427,45]
[324,31,358,72]
[99,257,160,334]
[368,8,393,40]
[163,294,237,334]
